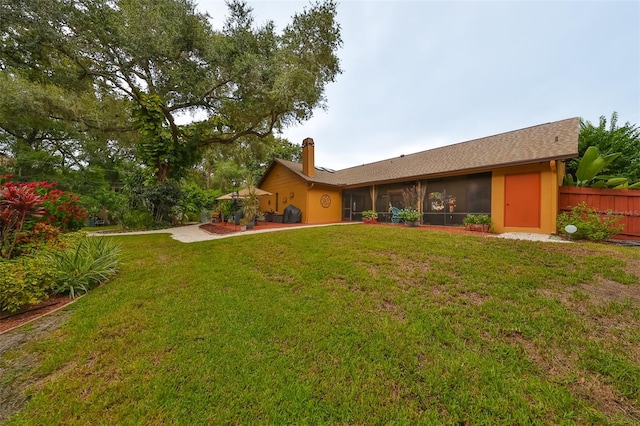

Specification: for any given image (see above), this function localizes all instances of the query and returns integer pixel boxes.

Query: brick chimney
[302,137,315,178]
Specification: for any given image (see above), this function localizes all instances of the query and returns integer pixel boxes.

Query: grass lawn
[2,225,640,424]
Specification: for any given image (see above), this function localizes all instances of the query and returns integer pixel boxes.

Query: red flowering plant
[0,177,45,259]
[1,175,87,244]
[39,188,87,232]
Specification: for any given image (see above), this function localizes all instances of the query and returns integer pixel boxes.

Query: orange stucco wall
[491,161,562,234]
[259,163,341,223]
[306,186,342,223]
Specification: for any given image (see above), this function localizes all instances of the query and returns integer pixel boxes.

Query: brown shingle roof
[269,117,579,187]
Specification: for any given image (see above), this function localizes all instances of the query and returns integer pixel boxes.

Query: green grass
[4,226,640,424]
[83,225,120,232]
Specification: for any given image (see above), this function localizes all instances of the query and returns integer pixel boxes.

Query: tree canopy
[1,0,342,181]
[567,112,640,183]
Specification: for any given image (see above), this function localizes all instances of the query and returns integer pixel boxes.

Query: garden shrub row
[1,175,121,313]
[0,234,120,313]
[0,255,58,313]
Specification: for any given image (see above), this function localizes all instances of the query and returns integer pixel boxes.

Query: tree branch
[197,111,279,147]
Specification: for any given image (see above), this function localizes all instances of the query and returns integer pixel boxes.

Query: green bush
[0,232,117,312]
[362,210,378,220]
[0,255,58,313]
[557,202,624,241]
[122,209,155,230]
[399,208,420,222]
[463,214,492,226]
[47,236,121,298]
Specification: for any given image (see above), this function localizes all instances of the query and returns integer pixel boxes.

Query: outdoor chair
[390,206,403,224]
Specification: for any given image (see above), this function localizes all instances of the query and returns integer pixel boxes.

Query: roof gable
[262,117,580,187]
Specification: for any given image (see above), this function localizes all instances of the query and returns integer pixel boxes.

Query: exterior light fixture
[564,224,577,241]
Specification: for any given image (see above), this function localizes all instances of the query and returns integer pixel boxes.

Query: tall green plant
[568,112,640,182]
[48,236,121,298]
[563,146,640,189]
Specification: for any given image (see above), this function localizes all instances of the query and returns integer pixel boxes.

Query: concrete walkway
[91,222,568,244]
[90,222,360,243]
[493,232,569,243]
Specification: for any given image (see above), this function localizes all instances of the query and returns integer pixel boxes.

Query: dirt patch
[509,333,640,421]
[580,280,640,304]
[0,310,70,423]
[533,277,640,421]
[380,298,406,322]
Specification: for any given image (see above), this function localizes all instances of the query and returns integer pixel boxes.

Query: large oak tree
[1,0,342,181]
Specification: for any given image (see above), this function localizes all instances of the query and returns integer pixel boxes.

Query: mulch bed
[0,295,75,334]
[199,222,238,235]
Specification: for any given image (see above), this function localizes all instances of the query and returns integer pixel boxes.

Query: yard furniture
[390,206,403,224]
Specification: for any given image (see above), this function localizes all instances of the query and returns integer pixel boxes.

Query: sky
[196,0,640,171]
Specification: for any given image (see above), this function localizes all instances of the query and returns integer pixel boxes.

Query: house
[258,117,580,234]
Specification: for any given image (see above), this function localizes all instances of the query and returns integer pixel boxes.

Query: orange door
[504,172,540,227]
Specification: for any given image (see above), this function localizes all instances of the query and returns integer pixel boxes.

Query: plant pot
[405,220,420,227]
[363,218,377,224]
[240,225,247,231]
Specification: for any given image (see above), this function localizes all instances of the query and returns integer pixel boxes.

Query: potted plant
[241,186,260,229]
[399,208,420,227]
[362,210,378,224]
[463,214,492,232]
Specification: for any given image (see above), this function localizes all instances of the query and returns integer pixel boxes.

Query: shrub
[362,210,378,220]
[399,208,420,222]
[557,202,624,241]
[0,255,58,313]
[0,182,45,258]
[214,201,234,220]
[12,223,61,258]
[39,189,87,232]
[48,236,121,298]
[463,214,492,226]
[122,209,155,230]
[1,176,87,238]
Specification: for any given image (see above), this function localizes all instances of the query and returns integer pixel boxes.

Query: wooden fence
[558,186,640,239]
